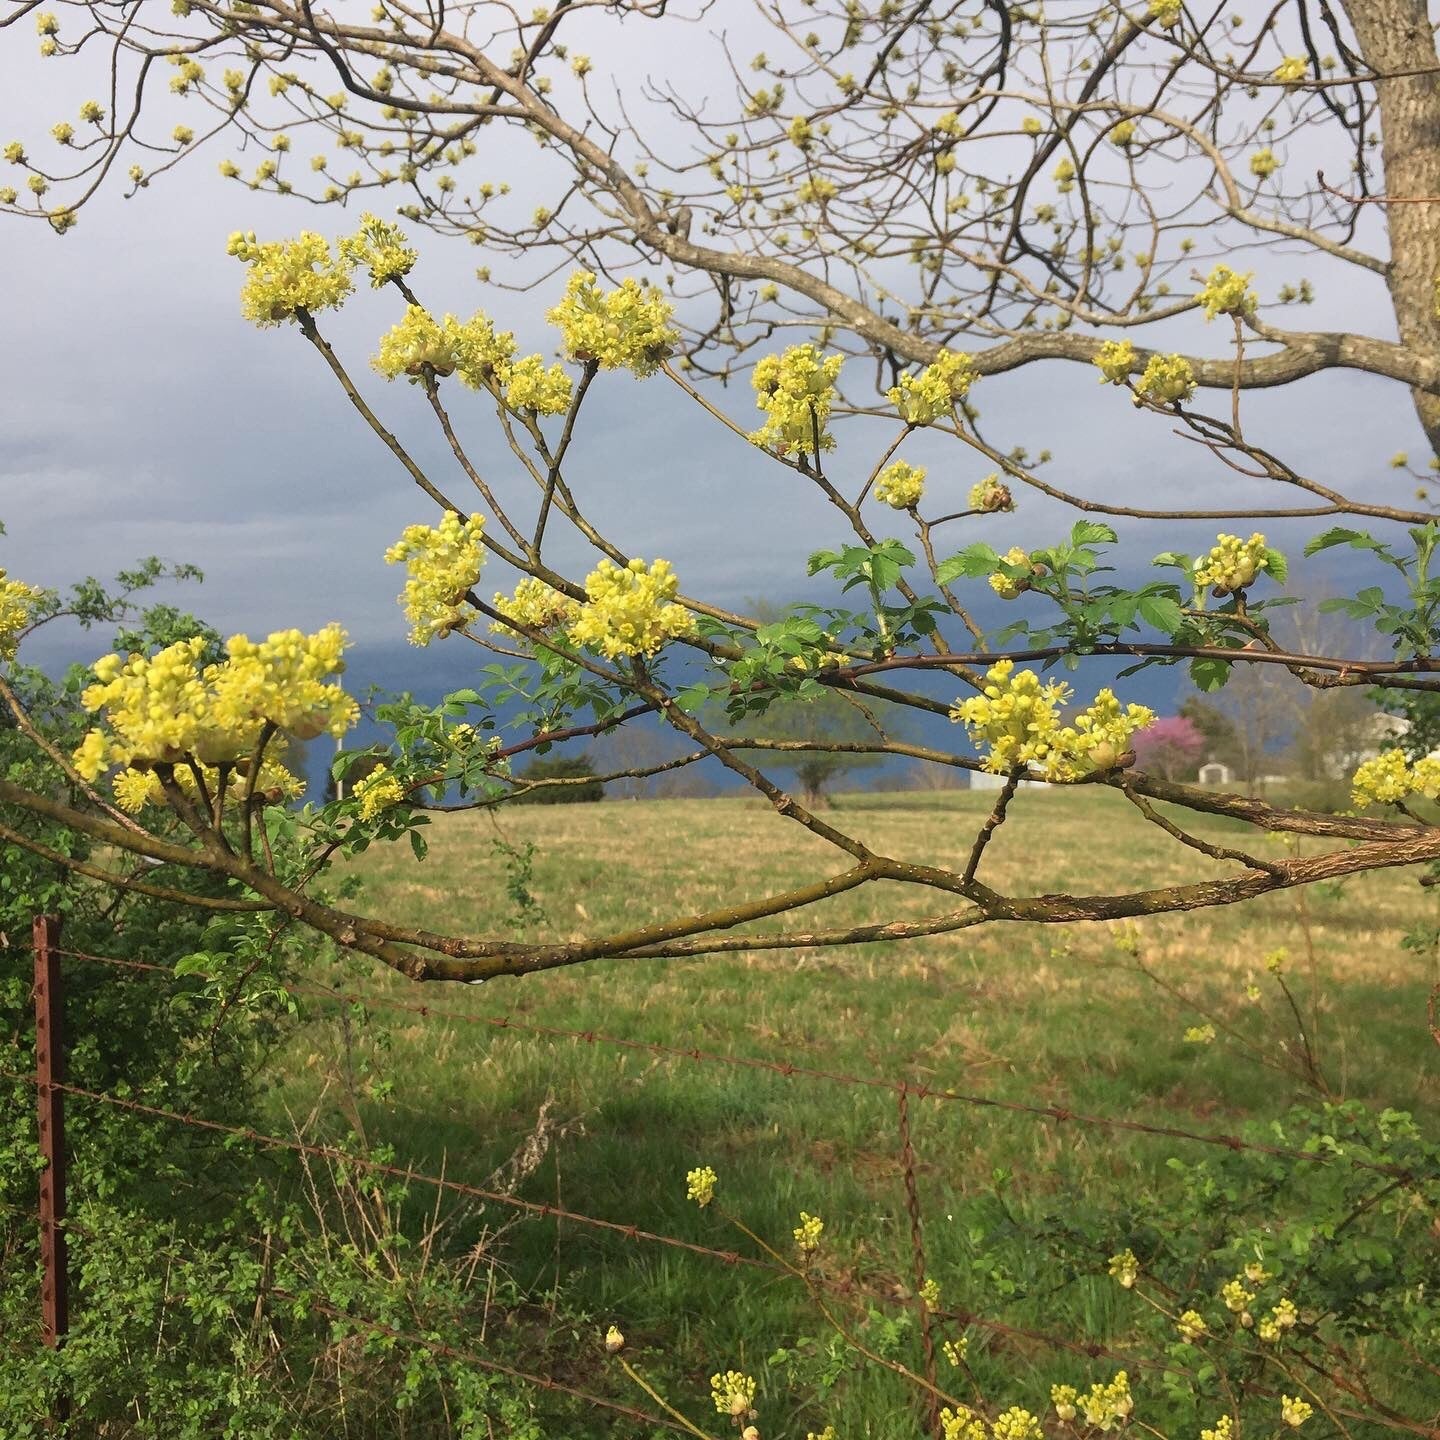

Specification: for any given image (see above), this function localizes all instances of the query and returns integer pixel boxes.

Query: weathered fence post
[33,914,69,1361]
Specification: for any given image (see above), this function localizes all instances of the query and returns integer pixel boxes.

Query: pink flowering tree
[1132,716,1207,781]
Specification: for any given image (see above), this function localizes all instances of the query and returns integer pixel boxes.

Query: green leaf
[1263,548,1288,584]
[1136,594,1185,634]
[935,544,1000,585]
[1071,520,1118,547]
[1189,657,1232,692]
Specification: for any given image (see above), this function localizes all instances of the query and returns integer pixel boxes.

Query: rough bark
[1347,0,1440,451]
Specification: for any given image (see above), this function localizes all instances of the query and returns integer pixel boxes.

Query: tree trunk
[1347,0,1440,452]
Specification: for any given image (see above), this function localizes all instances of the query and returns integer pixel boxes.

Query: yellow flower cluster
[969,475,1014,512]
[502,353,574,414]
[604,1325,625,1354]
[1136,353,1196,404]
[749,343,845,453]
[374,305,574,415]
[1221,1277,1254,1314]
[0,569,44,660]
[1093,339,1137,385]
[941,1406,988,1440]
[1281,1396,1314,1428]
[1079,1373,1133,1430]
[888,349,975,424]
[992,1408,1044,1440]
[227,229,353,325]
[74,627,355,780]
[1109,119,1136,148]
[354,765,404,820]
[942,1337,968,1366]
[793,1211,824,1253]
[989,547,1036,600]
[112,756,303,814]
[1108,1249,1139,1289]
[374,305,468,380]
[568,558,695,660]
[1148,0,1182,26]
[1197,264,1257,320]
[1193,532,1269,593]
[1176,1310,1208,1342]
[952,661,1156,782]
[1273,55,1308,83]
[875,460,926,509]
[337,212,417,287]
[1250,148,1279,178]
[491,578,581,640]
[1258,1297,1298,1341]
[384,512,487,645]
[686,1165,717,1207]
[1201,1416,1234,1440]
[1184,1024,1217,1044]
[710,1370,756,1419]
[1352,748,1440,808]
[546,271,678,377]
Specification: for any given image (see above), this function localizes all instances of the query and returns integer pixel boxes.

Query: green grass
[267,790,1439,1436]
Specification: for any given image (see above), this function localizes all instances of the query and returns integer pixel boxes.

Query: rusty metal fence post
[33,914,69,1355]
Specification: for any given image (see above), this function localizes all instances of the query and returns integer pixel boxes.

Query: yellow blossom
[1051,1385,1079,1422]
[794,1212,824,1253]
[994,1409,1044,1440]
[1136,353,1196,404]
[1184,1024,1217,1044]
[1221,1278,1254,1313]
[940,1406,988,1440]
[1250,148,1279,178]
[1194,532,1271,593]
[953,661,1155,782]
[750,344,845,452]
[1148,0,1182,26]
[227,229,353,325]
[491,578,581,640]
[943,1337,968,1366]
[0,570,45,660]
[875,461,926,509]
[51,122,74,145]
[686,1165,717,1207]
[1201,1417,1235,1440]
[502,353,574,414]
[969,475,1013,512]
[1177,1310,1207,1342]
[888,349,974,424]
[547,270,678,377]
[339,212,418,287]
[354,765,404,820]
[1351,748,1421,807]
[1281,1396,1313,1428]
[1108,1250,1139,1288]
[568,558,695,660]
[604,1325,625,1353]
[710,1370,756,1419]
[73,627,355,780]
[1094,339,1137,384]
[384,512,487,645]
[1273,56,1308,84]
[1197,264,1257,320]
[989,547,1036,601]
[1109,119,1136,147]
[1080,1373,1133,1431]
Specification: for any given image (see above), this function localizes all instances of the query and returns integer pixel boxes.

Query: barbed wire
[46,945,1431,1183]
[6,940,1438,1437]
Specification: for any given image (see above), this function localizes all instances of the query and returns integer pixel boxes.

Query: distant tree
[512,754,603,805]
[1132,716,1205,780]
[709,689,888,808]
[1179,698,1244,774]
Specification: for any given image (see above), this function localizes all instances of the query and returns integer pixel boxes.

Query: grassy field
[272,789,1438,1436]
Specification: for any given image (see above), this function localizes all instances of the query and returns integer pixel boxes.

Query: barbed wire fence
[6,915,1438,1437]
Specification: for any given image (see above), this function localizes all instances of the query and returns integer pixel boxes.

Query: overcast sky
[1,10,1427,690]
